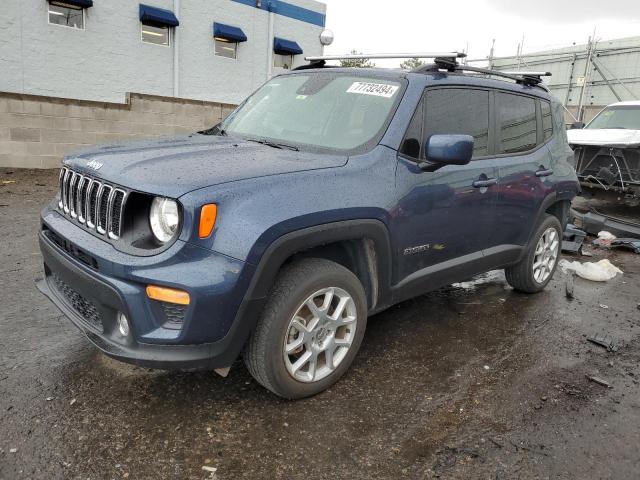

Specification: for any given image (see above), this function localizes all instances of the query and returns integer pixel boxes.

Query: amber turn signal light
[199,204,217,239]
[146,285,190,305]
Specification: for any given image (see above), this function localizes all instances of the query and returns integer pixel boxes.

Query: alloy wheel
[283,287,357,383]
[533,227,560,283]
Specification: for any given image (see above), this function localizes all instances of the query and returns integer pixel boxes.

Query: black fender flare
[517,191,562,261]
[246,219,393,307]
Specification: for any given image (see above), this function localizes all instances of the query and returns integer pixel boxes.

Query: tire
[505,214,562,294]
[244,258,367,399]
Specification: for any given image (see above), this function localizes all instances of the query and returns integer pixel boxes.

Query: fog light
[118,313,130,336]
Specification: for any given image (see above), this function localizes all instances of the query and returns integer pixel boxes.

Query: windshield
[220,73,403,151]
[587,105,640,130]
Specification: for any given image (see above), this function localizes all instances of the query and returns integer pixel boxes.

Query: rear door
[490,92,555,255]
[393,87,499,286]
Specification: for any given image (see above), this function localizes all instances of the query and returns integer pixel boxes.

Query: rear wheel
[505,214,562,293]
[244,258,367,399]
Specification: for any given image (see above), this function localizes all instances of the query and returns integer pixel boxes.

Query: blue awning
[213,23,247,43]
[273,37,303,55]
[139,4,179,27]
[49,0,94,7]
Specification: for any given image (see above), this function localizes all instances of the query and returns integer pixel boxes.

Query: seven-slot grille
[58,167,127,240]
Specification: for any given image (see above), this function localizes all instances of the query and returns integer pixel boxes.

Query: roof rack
[304,52,466,62]
[295,52,466,72]
[415,63,551,87]
[500,71,552,77]
[296,52,550,88]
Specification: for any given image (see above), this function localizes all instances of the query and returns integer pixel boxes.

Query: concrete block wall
[0,92,236,169]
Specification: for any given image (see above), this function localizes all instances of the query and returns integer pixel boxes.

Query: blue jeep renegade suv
[37,58,579,398]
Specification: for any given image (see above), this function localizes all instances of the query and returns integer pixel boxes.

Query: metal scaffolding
[469,36,640,123]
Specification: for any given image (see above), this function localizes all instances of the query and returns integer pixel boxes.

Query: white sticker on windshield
[347,82,399,98]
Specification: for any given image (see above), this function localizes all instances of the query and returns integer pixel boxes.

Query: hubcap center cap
[315,324,332,344]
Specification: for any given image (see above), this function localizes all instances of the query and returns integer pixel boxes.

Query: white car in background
[567,101,640,196]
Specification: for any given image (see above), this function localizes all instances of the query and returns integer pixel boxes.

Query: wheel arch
[545,198,572,229]
[514,192,567,262]
[245,219,393,312]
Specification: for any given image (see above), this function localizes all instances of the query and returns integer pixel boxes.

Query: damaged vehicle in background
[567,101,640,237]
[569,101,640,202]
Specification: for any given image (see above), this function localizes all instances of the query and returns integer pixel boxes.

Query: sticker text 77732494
[346,82,399,98]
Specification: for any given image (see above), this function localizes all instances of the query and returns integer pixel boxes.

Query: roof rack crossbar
[304,52,466,62]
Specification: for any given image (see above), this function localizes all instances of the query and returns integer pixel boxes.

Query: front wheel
[244,258,367,399]
[505,214,562,293]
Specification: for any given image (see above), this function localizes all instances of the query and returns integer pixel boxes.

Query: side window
[497,93,537,154]
[541,100,554,142]
[423,89,490,159]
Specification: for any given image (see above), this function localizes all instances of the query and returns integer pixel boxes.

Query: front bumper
[38,209,264,370]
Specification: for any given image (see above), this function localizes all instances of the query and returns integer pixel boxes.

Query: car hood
[567,128,640,148]
[63,135,348,198]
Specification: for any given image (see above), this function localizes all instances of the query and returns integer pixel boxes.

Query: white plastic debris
[202,465,218,480]
[452,270,504,290]
[559,259,623,282]
[598,231,617,241]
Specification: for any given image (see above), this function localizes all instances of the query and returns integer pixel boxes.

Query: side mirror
[424,134,474,166]
[570,121,585,130]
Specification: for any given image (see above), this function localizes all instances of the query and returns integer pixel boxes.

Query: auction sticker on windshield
[347,82,399,98]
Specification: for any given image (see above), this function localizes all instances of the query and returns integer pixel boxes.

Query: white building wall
[0,0,326,105]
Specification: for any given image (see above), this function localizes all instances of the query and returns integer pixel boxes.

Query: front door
[391,87,499,290]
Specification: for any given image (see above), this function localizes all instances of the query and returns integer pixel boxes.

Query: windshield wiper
[248,139,299,151]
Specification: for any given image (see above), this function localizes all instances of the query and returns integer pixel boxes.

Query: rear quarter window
[497,93,537,154]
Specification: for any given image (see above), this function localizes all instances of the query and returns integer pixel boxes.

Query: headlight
[149,197,179,243]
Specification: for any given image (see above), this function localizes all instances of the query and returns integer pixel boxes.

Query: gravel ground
[1,168,639,480]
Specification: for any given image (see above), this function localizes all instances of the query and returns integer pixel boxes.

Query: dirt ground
[1,168,639,480]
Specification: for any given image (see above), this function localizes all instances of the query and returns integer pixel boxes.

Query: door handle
[535,168,554,177]
[472,178,498,188]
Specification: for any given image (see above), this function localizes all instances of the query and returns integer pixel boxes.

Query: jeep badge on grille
[86,160,103,171]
